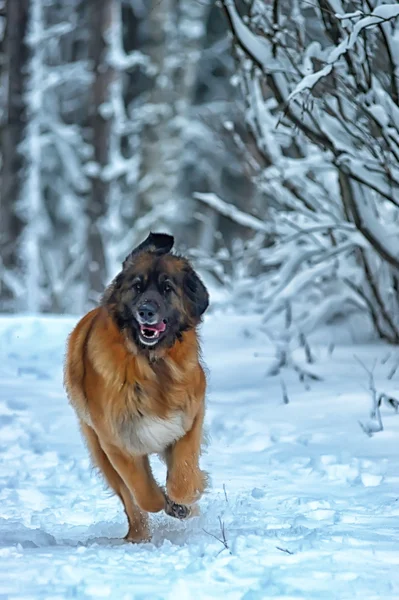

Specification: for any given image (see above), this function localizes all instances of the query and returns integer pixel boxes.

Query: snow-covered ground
[1,311,399,599]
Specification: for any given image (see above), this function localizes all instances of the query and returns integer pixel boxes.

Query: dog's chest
[118,413,186,455]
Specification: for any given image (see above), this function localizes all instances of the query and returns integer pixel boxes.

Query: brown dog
[64,233,209,542]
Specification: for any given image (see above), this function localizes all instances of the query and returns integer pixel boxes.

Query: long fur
[64,235,209,542]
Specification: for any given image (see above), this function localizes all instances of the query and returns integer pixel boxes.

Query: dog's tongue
[142,321,166,333]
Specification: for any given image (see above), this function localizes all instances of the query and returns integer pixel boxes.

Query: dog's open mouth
[139,321,167,346]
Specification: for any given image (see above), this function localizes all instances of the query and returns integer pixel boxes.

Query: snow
[1,312,399,598]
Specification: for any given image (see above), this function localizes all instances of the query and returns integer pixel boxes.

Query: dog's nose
[138,301,159,324]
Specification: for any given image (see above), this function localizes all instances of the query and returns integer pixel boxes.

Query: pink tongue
[142,321,166,333]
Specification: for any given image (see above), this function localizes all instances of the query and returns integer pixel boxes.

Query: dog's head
[104,233,209,350]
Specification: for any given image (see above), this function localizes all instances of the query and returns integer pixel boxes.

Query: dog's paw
[124,525,151,543]
[164,496,191,520]
[166,468,208,506]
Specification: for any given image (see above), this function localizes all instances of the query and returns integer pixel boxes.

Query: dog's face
[104,233,209,350]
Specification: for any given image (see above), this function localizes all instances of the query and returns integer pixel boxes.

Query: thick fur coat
[64,233,209,541]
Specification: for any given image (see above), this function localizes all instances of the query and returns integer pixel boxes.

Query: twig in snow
[202,516,231,556]
[355,355,383,435]
[381,352,391,365]
[293,364,322,383]
[266,344,288,377]
[265,339,322,383]
[276,546,294,555]
[299,331,314,364]
[281,378,289,404]
[379,393,399,413]
[223,483,229,504]
[387,359,399,381]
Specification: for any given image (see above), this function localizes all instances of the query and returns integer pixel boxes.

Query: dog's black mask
[103,232,209,351]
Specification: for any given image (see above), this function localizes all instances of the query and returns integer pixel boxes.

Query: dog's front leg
[103,446,166,514]
[165,403,208,507]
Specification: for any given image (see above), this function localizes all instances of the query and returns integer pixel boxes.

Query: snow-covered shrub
[222,0,399,343]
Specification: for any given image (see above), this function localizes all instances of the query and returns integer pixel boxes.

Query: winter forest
[0,0,397,336]
[1,1,399,598]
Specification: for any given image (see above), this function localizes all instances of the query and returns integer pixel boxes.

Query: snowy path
[1,313,399,599]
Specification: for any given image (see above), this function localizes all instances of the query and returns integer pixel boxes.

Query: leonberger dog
[64,233,209,542]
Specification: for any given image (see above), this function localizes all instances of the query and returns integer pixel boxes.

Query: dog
[64,232,209,542]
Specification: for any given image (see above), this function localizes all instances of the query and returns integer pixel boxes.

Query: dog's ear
[183,267,209,321]
[123,232,174,268]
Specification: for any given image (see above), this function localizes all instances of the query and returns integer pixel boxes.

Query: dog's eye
[163,282,172,294]
[133,281,142,293]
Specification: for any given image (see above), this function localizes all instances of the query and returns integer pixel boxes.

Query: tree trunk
[0,0,29,310]
[136,0,211,231]
[86,0,115,306]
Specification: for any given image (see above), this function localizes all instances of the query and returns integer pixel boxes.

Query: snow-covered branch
[222,0,399,342]
[289,5,399,100]
[194,192,270,234]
